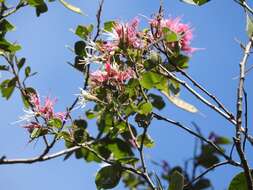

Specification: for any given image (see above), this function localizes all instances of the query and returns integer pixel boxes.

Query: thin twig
[185,161,230,189]
[158,64,237,126]
[152,112,241,167]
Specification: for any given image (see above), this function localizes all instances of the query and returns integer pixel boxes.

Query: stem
[185,161,230,189]
[152,112,240,167]
[234,36,253,190]
[158,64,237,126]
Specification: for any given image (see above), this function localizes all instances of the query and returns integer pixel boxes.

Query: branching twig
[158,64,237,126]
[152,112,241,167]
[185,161,230,189]
[234,35,253,190]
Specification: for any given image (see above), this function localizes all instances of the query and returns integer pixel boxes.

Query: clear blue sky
[1,0,252,189]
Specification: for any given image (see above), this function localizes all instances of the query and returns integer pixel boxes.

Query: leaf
[140,71,167,91]
[163,28,179,42]
[0,19,14,37]
[214,136,231,145]
[30,128,47,139]
[27,0,44,6]
[104,21,116,32]
[149,93,165,110]
[246,14,253,37]
[0,65,9,71]
[73,119,87,129]
[17,58,26,71]
[106,138,134,159]
[74,41,86,56]
[181,0,210,6]
[137,102,153,115]
[25,66,31,77]
[59,0,84,15]
[137,133,155,148]
[193,179,211,190]
[75,24,93,39]
[0,39,21,53]
[162,91,198,113]
[229,170,253,190]
[95,165,122,189]
[86,110,97,119]
[168,171,184,190]
[0,78,17,100]
[48,118,62,129]
[35,2,48,17]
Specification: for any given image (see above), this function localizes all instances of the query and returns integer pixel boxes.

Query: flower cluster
[76,16,196,108]
[21,94,66,131]
[103,18,142,52]
[90,62,134,86]
[150,17,195,54]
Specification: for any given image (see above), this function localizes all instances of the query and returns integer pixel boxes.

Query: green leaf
[74,41,86,56]
[197,145,220,168]
[107,138,134,159]
[104,21,116,32]
[86,110,97,119]
[0,39,21,53]
[0,65,9,71]
[48,118,62,128]
[214,136,231,145]
[75,24,93,39]
[137,133,155,148]
[181,0,210,6]
[0,78,17,100]
[25,66,31,77]
[0,19,14,37]
[168,171,184,190]
[149,93,165,110]
[163,28,179,43]
[246,14,253,37]
[17,58,26,71]
[35,2,48,17]
[229,171,253,190]
[57,131,72,141]
[27,0,44,6]
[95,165,122,189]
[97,112,114,133]
[138,102,153,115]
[140,71,167,91]
[30,127,48,139]
[59,0,84,15]
[193,179,211,190]
[73,119,87,129]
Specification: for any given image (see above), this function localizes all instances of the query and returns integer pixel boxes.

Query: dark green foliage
[95,164,122,189]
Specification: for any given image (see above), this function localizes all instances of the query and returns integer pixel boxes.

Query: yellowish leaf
[59,0,84,15]
[161,91,198,113]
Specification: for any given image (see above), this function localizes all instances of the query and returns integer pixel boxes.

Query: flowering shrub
[0,0,253,190]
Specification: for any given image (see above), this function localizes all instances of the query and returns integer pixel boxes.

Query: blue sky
[1,0,253,189]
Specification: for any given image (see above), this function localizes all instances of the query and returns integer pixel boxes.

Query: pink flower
[90,62,134,86]
[23,122,41,133]
[150,17,196,54]
[105,18,142,49]
[29,94,66,121]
